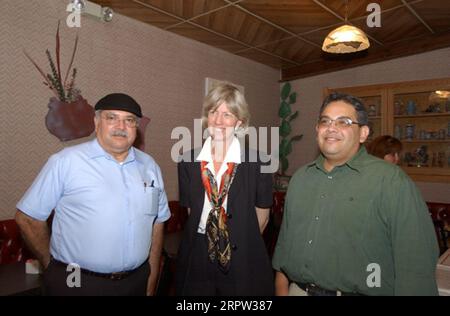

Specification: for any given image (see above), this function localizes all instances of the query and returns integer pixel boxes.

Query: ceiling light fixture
[322,0,370,54]
[102,7,114,22]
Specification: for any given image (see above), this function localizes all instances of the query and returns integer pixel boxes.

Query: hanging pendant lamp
[322,0,370,54]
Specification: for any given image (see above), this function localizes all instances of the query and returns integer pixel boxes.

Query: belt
[51,257,148,281]
[296,282,363,296]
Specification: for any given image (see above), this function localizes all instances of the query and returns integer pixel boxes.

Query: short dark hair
[366,135,403,159]
[319,92,368,126]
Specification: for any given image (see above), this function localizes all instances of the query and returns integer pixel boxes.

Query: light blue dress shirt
[17,139,171,273]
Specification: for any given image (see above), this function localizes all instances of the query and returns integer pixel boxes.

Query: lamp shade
[322,24,370,54]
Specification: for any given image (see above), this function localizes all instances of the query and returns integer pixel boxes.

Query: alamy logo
[366,263,381,288]
[367,3,381,28]
[66,3,81,28]
[170,119,279,173]
[66,263,81,288]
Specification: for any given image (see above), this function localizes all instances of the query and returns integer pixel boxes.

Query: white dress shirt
[195,136,241,234]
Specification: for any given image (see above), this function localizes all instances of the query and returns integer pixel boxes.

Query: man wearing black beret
[16,93,171,296]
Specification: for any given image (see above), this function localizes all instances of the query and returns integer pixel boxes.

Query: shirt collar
[345,146,368,171]
[88,138,136,164]
[196,136,241,164]
[308,145,367,173]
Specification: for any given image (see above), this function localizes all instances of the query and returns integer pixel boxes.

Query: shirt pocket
[332,194,372,243]
[144,187,159,216]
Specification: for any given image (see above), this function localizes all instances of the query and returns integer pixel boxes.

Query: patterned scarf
[201,160,237,273]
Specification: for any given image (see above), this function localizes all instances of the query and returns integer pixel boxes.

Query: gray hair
[201,82,250,130]
[319,92,368,126]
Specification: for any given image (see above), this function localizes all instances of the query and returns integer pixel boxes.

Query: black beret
[94,93,142,118]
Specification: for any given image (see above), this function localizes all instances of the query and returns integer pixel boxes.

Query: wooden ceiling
[91,0,450,81]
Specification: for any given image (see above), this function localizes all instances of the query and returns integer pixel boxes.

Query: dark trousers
[178,233,236,296]
[42,259,150,296]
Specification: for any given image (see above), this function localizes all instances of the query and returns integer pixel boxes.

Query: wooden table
[0,262,42,296]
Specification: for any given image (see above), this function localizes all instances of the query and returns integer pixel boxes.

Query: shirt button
[327,176,333,180]
[315,216,319,220]
[320,194,326,198]
[227,213,232,219]
[308,240,313,244]
[231,244,237,250]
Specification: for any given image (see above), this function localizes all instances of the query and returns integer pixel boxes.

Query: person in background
[176,82,274,295]
[273,92,439,296]
[366,135,402,164]
[15,93,170,296]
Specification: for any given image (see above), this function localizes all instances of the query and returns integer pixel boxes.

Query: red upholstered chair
[0,219,33,264]
[272,191,286,226]
[439,207,450,227]
[165,201,188,235]
[426,202,450,254]
[438,207,450,249]
[263,191,286,258]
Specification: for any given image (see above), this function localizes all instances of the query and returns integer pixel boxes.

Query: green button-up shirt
[272,147,439,295]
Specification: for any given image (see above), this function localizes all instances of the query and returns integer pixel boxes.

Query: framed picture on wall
[205,77,245,96]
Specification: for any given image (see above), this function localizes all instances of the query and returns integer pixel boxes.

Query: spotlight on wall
[69,0,113,22]
[102,7,114,22]
[71,0,85,11]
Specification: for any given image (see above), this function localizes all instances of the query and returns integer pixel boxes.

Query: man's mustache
[111,130,128,137]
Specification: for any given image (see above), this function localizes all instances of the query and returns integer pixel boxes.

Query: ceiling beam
[401,0,435,34]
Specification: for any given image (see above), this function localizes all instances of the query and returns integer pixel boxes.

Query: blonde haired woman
[176,82,274,295]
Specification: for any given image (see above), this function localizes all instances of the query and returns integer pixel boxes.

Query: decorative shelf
[402,140,450,143]
[394,112,450,119]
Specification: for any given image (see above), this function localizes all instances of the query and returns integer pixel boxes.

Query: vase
[394,101,403,115]
[394,125,402,139]
[368,104,377,116]
[405,124,415,140]
[45,96,95,142]
[406,100,417,115]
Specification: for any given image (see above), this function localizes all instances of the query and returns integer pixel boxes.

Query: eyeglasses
[208,110,236,120]
[318,116,362,129]
[101,113,139,128]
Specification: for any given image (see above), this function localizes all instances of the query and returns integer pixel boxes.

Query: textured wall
[0,0,279,220]
[288,47,450,203]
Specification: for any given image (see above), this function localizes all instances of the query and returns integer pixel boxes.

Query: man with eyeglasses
[15,93,170,295]
[273,92,439,296]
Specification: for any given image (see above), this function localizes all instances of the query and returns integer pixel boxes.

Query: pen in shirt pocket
[143,180,155,192]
